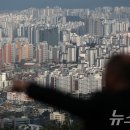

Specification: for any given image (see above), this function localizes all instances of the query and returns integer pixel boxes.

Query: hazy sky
[0,0,130,10]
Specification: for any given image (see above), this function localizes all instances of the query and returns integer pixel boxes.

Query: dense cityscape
[0,6,130,129]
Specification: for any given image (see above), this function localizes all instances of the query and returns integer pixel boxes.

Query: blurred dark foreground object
[13,54,130,130]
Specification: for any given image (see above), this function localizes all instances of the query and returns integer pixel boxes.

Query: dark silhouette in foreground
[13,54,130,130]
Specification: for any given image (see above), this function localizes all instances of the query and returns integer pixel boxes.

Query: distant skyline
[0,0,130,10]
